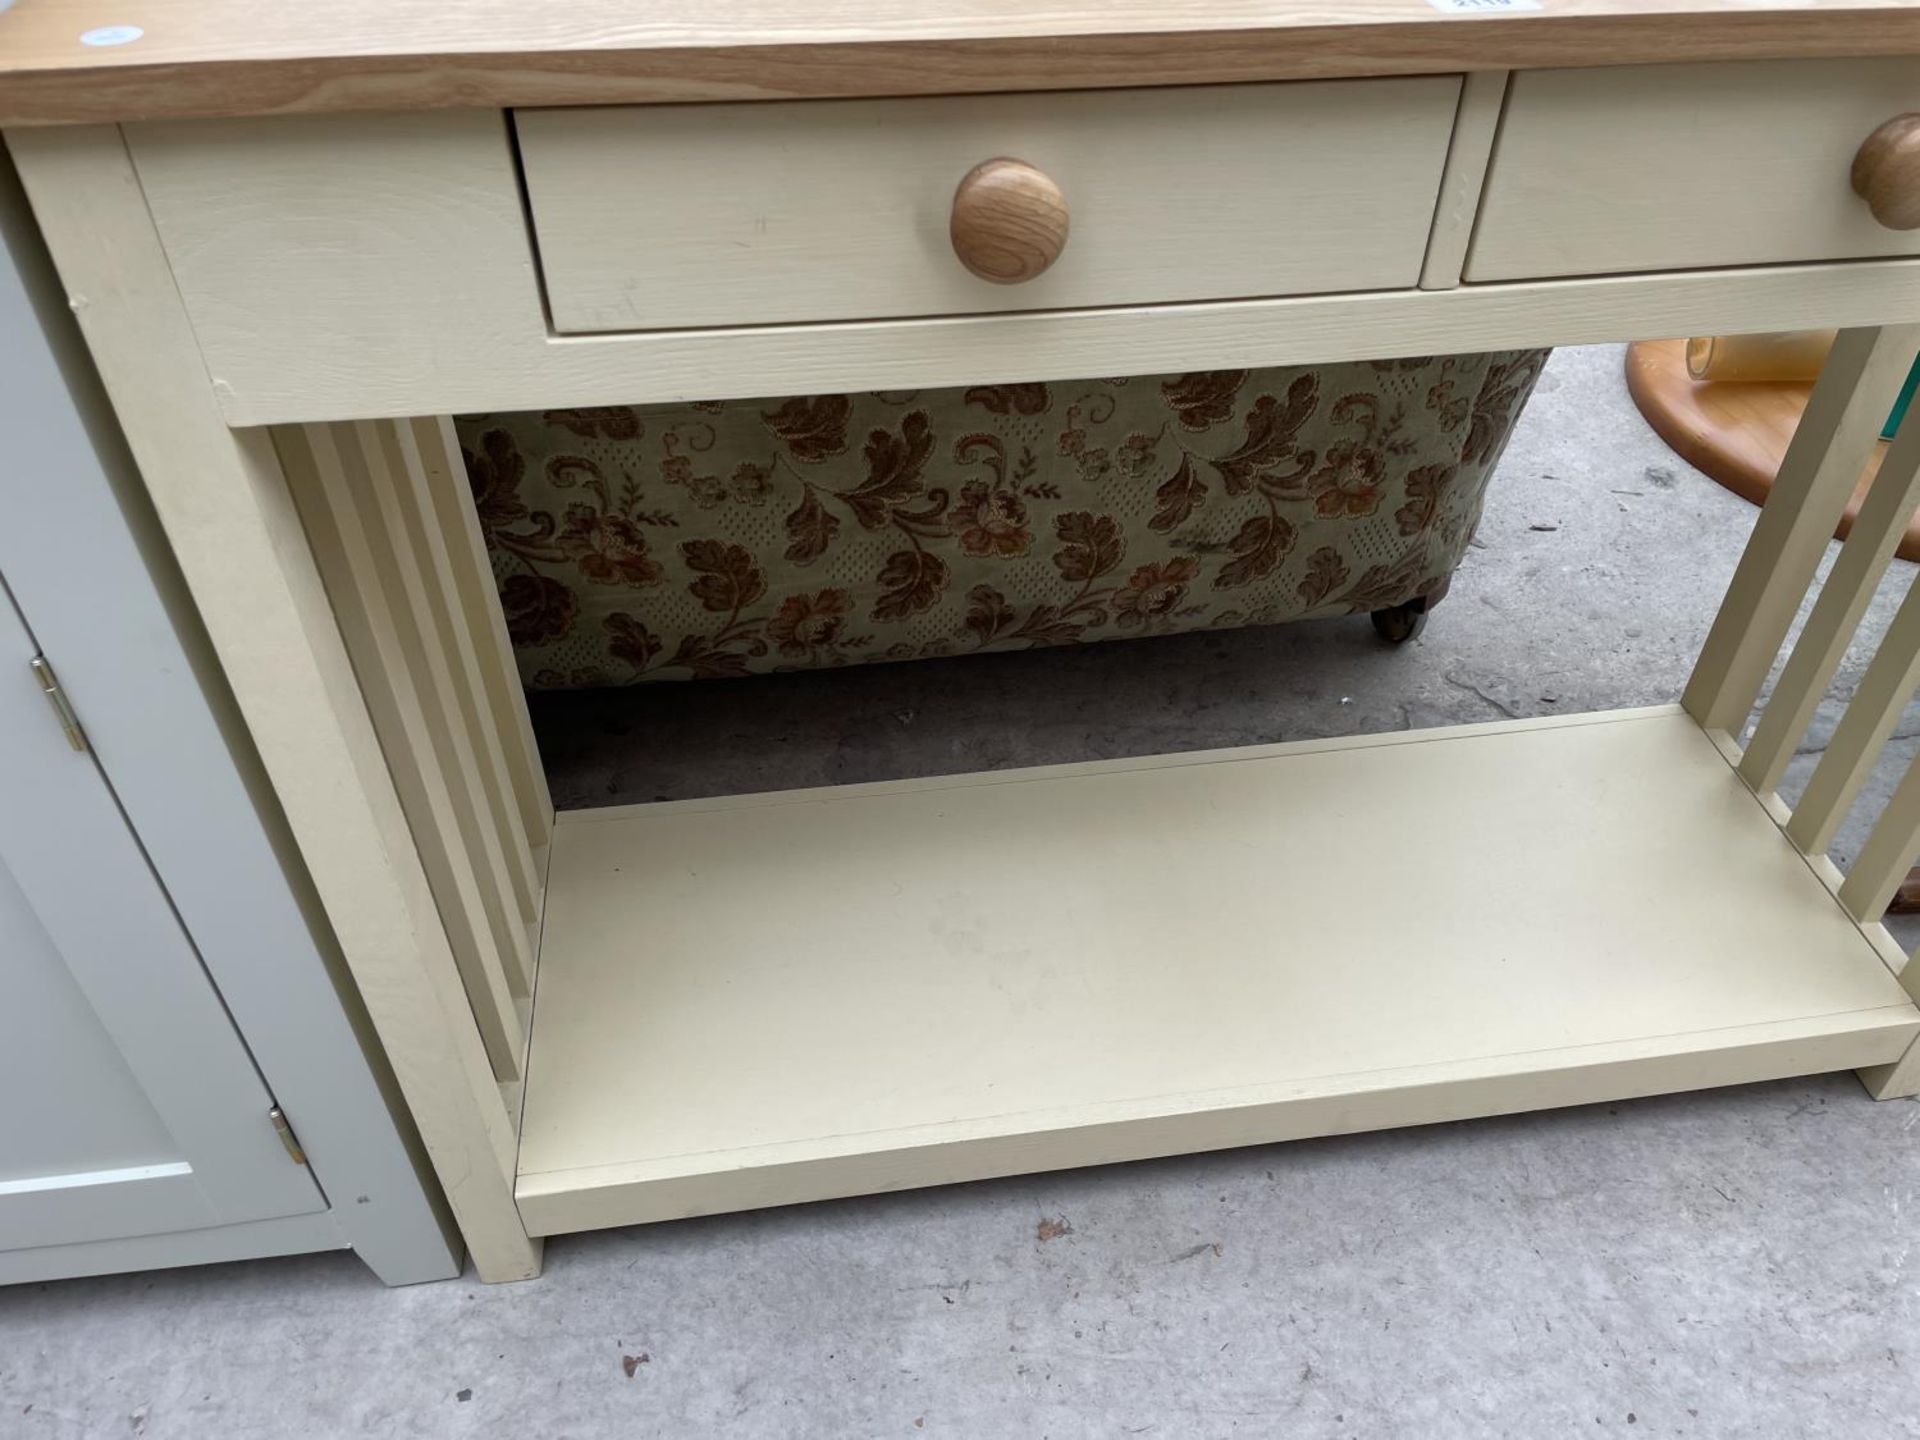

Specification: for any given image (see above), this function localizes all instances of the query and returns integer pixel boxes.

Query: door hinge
[29,655,87,752]
[268,1105,308,1166]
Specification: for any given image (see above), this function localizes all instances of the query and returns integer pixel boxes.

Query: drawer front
[517,80,1461,334]
[1468,59,1920,282]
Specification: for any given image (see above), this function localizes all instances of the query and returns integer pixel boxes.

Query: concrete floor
[6,345,1920,1437]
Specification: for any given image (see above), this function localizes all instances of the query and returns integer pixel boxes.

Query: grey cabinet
[0,587,327,1250]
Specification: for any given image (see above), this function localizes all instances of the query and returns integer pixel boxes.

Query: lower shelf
[514,705,1920,1237]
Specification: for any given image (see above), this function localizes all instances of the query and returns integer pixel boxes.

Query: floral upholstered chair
[456,351,1548,688]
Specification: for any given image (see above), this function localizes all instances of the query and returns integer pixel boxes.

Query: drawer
[1467,59,1920,282]
[515,80,1461,334]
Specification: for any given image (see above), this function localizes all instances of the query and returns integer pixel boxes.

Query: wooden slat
[1740,405,1920,795]
[1420,69,1507,292]
[411,415,554,853]
[1682,325,1920,736]
[6,0,1920,126]
[384,418,541,931]
[1788,574,1920,855]
[1839,748,1920,922]
[346,420,536,994]
[281,421,527,1078]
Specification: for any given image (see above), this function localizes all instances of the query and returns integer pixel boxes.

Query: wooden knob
[949,158,1069,284]
[1853,114,1920,230]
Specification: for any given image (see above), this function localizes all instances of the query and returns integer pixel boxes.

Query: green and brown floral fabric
[456,351,1547,687]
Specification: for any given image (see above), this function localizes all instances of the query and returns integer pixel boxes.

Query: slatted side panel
[384,420,545,936]
[1682,327,1920,736]
[1703,329,1920,907]
[1689,325,1920,1098]
[1738,413,1920,797]
[277,419,549,1082]
[411,415,555,857]
[1786,577,1920,857]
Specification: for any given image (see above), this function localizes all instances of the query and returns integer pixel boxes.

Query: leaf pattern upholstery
[456,350,1548,687]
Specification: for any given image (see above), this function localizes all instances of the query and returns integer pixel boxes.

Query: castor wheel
[1370,598,1429,645]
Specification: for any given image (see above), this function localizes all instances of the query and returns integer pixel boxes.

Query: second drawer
[1468,59,1920,282]
[515,79,1462,335]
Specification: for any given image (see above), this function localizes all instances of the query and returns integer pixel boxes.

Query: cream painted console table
[9,1,1920,1282]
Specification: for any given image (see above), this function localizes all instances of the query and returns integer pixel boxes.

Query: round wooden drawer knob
[1853,114,1920,230]
[950,158,1069,284]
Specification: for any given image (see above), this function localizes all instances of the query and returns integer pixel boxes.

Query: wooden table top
[1,0,1917,127]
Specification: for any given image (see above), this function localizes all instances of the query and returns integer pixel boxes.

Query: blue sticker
[80,24,145,46]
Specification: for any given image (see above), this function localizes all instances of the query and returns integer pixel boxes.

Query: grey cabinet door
[0,584,324,1252]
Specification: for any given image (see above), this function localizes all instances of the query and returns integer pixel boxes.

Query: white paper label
[1425,0,1543,12]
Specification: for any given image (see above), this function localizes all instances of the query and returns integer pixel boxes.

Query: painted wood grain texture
[4,0,1920,124]
[412,418,555,853]
[1789,573,1920,857]
[4,124,541,1281]
[516,708,1917,1234]
[517,80,1457,331]
[1842,749,1920,923]
[22,20,1920,1270]
[0,165,457,1283]
[349,420,533,990]
[1468,60,1920,280]
[279,422,530,1080]
[117,109,1920,424]
[1740,409,1920,796]
[1683,326,1920,737]
[382,418,543,932]
[1419,69,1507,291]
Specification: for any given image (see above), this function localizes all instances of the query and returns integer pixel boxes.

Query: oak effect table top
[1,0,1919,127]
